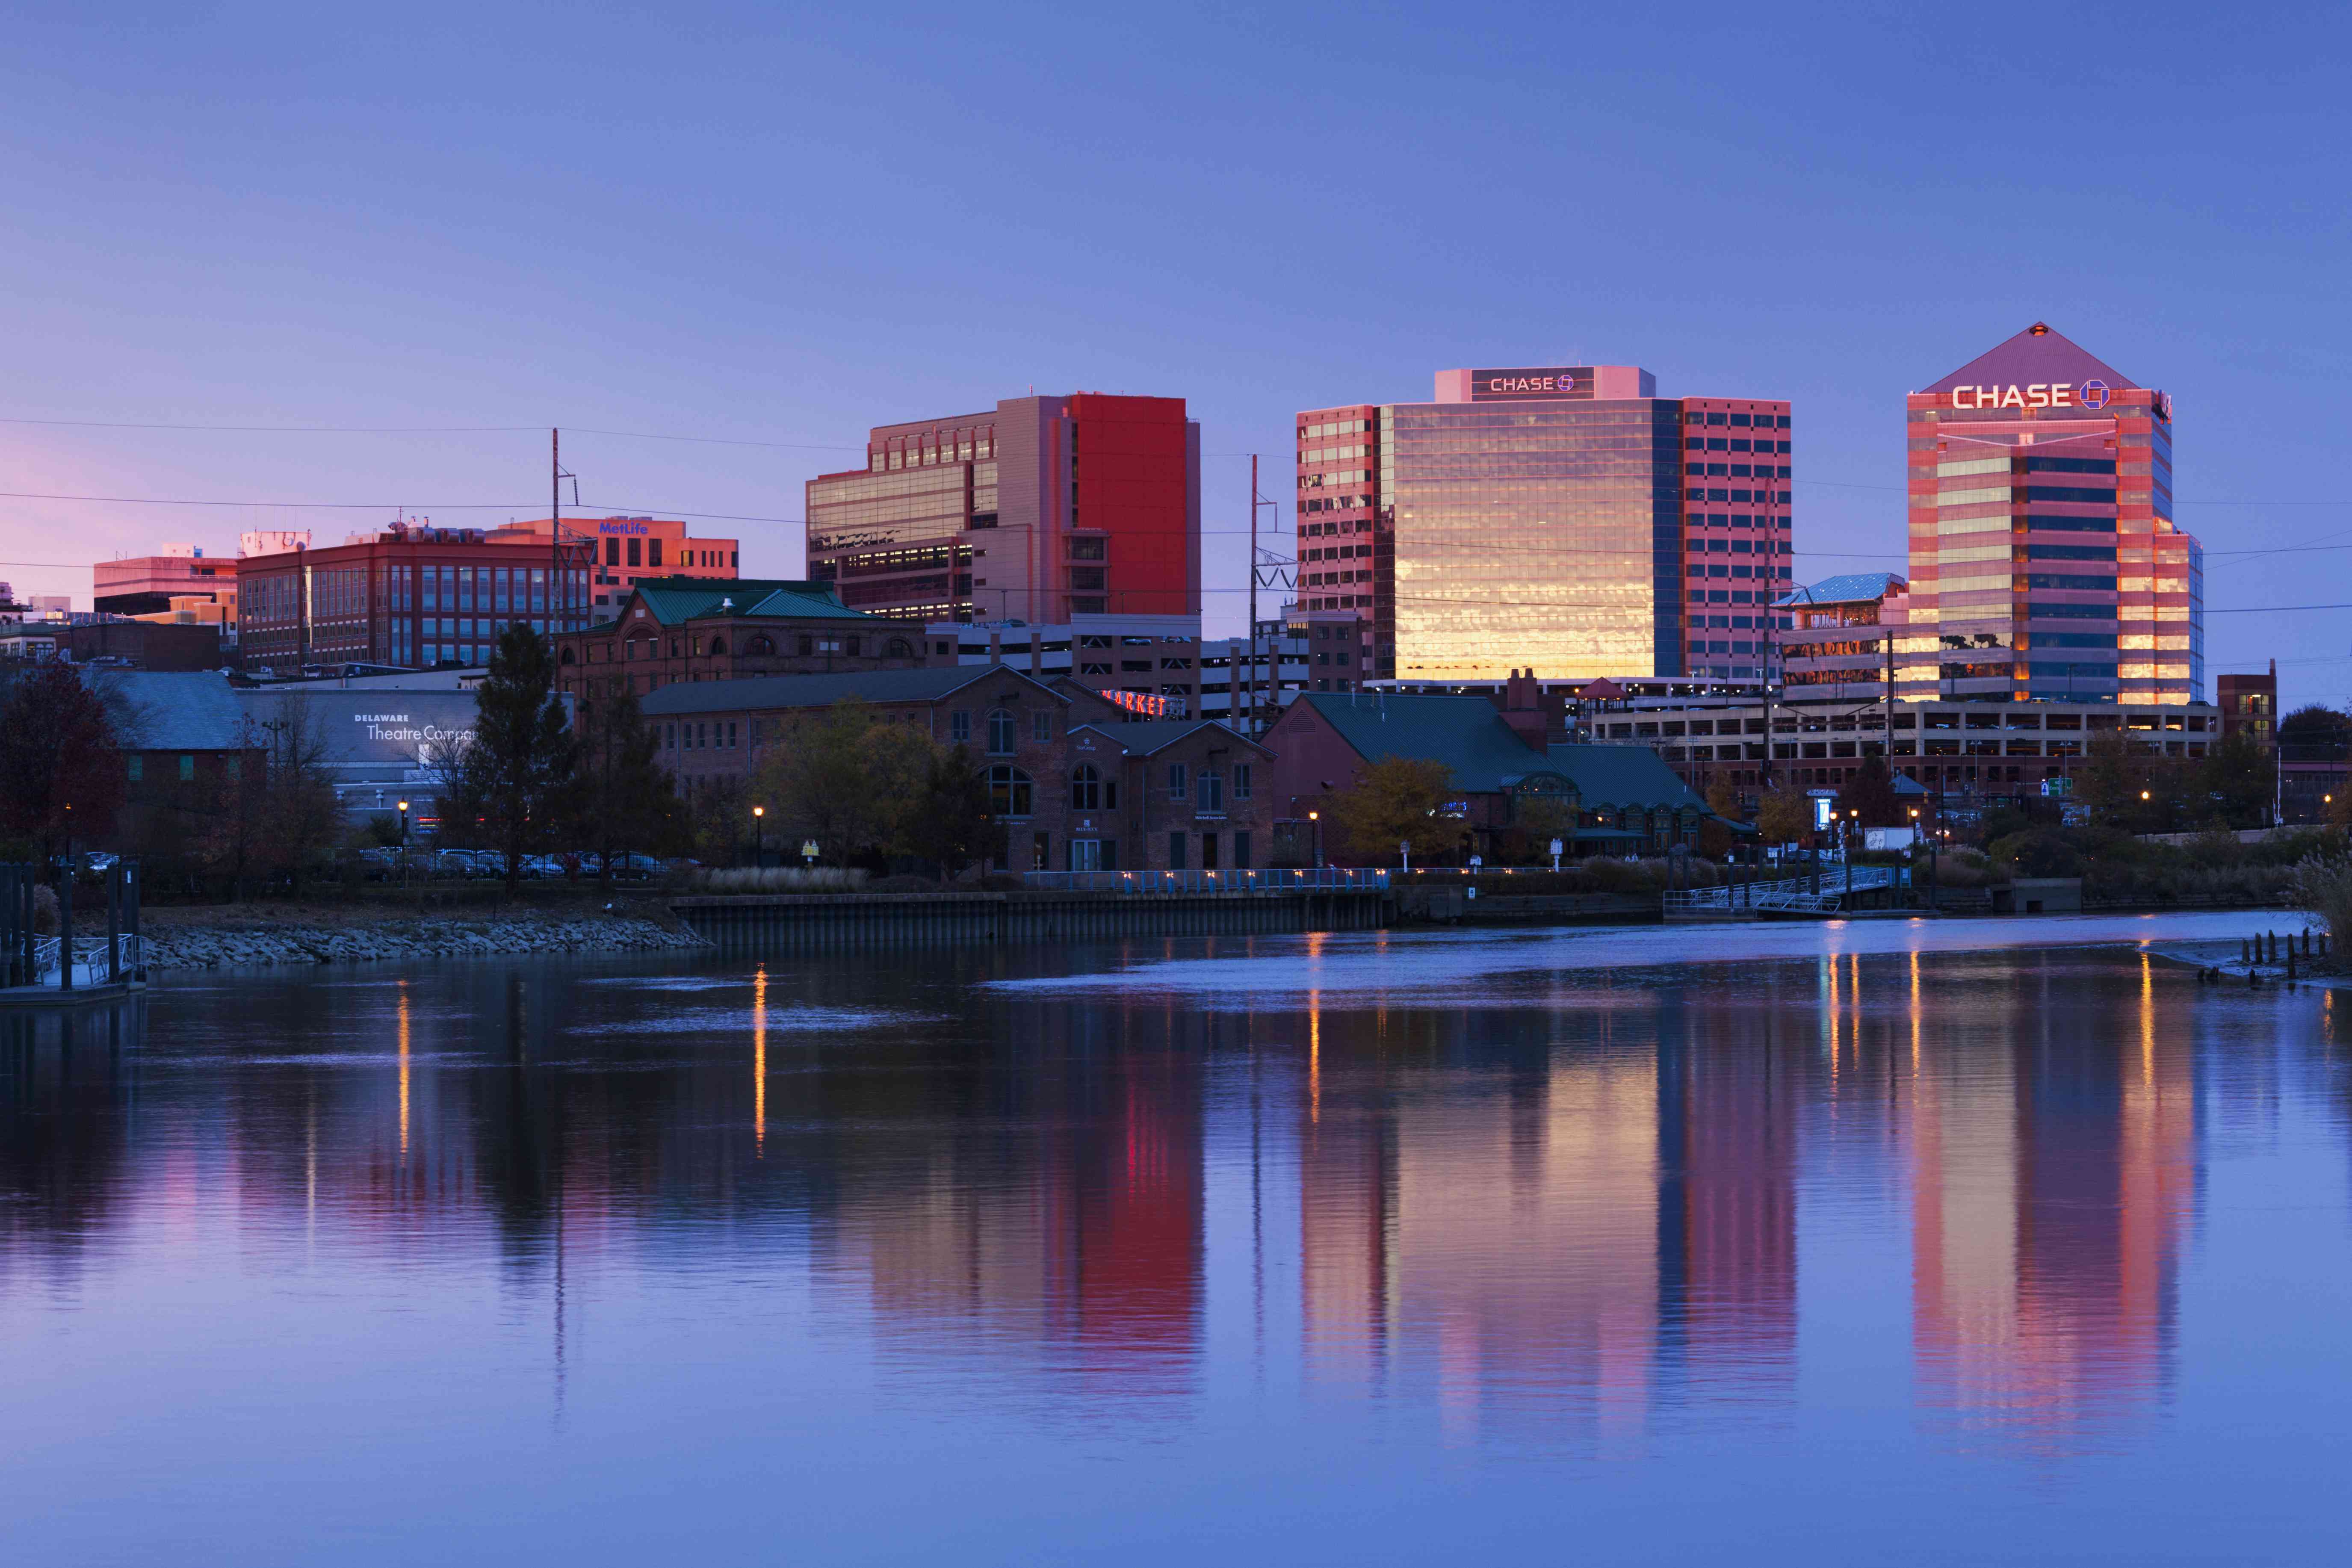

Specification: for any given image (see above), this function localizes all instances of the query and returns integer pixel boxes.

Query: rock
[141,909,707,971]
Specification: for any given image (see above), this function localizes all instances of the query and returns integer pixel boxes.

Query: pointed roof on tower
[1922,322,2137,396]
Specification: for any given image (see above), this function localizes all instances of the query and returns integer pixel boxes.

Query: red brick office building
[805,392,1201,624]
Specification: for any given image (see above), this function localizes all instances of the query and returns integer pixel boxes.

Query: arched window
[709,636,728,656]
[1071,763,1101,809]
[746,634,775,656]
[988,765,1034,818]
[885,638,913,658]
[987,708,1016,755]
[558,646,576,665]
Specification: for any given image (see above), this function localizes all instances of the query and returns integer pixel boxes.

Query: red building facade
[237,523,593,672]
[806,392,1201,625]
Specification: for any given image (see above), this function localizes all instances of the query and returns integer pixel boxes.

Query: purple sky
[4,4,2346,702]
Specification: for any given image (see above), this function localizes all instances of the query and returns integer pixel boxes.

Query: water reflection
[0,930,2343,1520]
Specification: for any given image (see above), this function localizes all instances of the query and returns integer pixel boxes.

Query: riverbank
[114,900,706,970]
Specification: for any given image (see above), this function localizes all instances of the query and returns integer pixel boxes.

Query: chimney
[989,631,1002,667]
[1501,667,1547,751]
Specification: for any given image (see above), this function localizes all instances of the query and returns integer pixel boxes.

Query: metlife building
[1902,322,2204,706]
[1297,366,1794,685]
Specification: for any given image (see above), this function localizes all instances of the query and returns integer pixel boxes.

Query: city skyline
[3,6,2343,704]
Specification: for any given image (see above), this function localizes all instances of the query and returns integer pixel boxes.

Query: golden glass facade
[1388,402,1684,682]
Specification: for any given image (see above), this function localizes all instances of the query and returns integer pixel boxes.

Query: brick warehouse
[640,665,1268,873]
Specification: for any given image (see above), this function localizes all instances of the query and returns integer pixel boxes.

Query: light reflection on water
[1,914,2347,1564]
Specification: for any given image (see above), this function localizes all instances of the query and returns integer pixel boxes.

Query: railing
[1666,865,1901,915]
[29,934,145,987]
[1023,868,1389,895]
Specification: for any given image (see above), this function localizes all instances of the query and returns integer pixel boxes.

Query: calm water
[4,914,2349,1565]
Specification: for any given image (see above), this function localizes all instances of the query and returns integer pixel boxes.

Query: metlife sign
[1468,366,1596,402]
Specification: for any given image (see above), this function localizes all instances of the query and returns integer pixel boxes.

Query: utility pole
[1248,454,1258,734]
[552,428,563,634]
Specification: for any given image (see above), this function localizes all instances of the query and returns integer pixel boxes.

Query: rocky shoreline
[130,907,707,971]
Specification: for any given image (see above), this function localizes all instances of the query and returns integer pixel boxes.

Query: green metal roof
[1545,743,1710,814]
[641,664,1060,716]
[1070,719,1270,758]
[1294,692,1570,794]
[621,577,875,626]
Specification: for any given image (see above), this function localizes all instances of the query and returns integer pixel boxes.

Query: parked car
[517,855,568,880]
[603,853,663,881]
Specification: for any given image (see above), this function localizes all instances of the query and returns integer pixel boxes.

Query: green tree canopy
[1325,756,1454,867]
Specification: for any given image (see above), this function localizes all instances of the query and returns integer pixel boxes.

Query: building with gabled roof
[1262,687,1706,862]
[552,576,928,717]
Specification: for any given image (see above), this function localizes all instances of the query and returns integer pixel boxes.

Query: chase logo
[2079,379,2111,410]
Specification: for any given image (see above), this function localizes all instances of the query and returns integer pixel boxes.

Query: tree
[2076,729,2143,829]
[250,701,344,898]
[2195,727,2274,829]
[0,662,126,880]
[901,743,999,883]
[449,624,577,891]
[748,700,931,865]
[1755,788,1812,849]
[1833,753,1903,828]
[571,680,680,885]
[1502,790,1579,865]
[1324,756,1454,867]
[2278,705,2351,759]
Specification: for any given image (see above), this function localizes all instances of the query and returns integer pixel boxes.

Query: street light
[752,803,765,867]
[1307,809,1323,870]
[396,799,410,889]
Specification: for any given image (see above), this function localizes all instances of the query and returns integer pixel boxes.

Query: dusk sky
[4,4,2345,698]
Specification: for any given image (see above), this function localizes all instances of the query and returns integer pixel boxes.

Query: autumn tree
[1755,787,1813,849]
[0,662,126,879]
[1502,789,1579,865]
[1324,756,1454,867]
[748,700,935,865]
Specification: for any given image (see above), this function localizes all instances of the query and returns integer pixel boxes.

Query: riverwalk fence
[1021,868,1389,894]
[2,859,146,995]
[1666,863,1904,917]
[674,886,1389,949]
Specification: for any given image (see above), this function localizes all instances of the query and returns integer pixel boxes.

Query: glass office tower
[1299,367,1792,683]
[1903,324,2203,704]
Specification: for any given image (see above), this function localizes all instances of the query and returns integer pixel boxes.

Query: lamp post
[396,799,410,889]
[1307,809,1323,871]
[752,804,765,867]
[1845,808,1858,903]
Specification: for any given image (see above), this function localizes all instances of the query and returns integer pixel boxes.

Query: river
[3,912,2345,1565]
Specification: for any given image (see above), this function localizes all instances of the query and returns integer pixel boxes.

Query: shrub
[694,866,870,894]
[1989,829,2086,880]
[2293,856,2352,937]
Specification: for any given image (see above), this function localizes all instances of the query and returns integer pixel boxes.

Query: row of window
[1687,437,1791,454]
[1686,412,1790,428]
[1689,487,1788,505]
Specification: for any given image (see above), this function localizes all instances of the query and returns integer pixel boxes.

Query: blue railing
[1024,868,1389,894]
